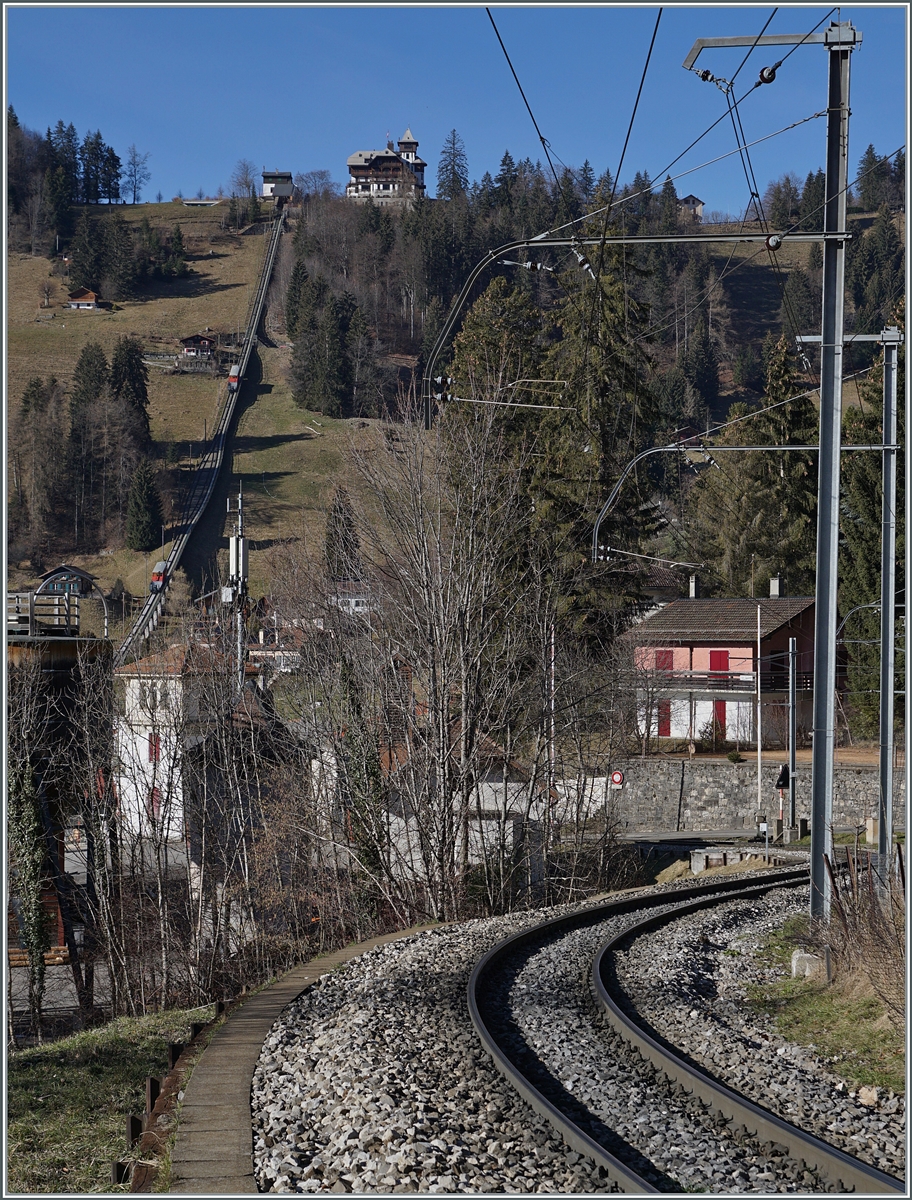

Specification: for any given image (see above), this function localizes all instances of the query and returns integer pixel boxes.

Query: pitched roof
[114,642,261,677]
[636,596,814,642]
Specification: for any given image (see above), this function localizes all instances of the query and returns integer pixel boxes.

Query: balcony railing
[7,592,81,637]
[648,669,818,693]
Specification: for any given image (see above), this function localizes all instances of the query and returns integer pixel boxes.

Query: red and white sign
[610,770,625,788]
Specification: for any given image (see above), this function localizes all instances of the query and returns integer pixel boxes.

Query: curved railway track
[114,213,285,667]
[469,869,904,1195]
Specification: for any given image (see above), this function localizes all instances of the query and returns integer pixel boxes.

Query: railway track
[114,213,285,667]
[469,869,905,1194]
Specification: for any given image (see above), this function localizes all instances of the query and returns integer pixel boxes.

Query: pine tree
[436,129,469,201]
[68,209,103,292]
[70,341,109,415]
[659,175,679,234]
[110,335,151,443]
[689,336,816,596]
[576,160,596,204]
[101,210,135,299]
[856,144,891,212]
[42,164,73,239]
[799,168,825,231]
[494,151,518,208]
[325,486,362,581]
[126,458,164,551]
[166,223,188,276]
[779,266,819,340]
[101,145,122,203]
[839,301,905,735]
[681,317,718,408]
[285,257,309,340]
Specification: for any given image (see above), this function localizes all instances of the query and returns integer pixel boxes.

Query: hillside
[6,201,900,617]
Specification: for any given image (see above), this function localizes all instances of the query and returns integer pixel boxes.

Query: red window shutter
[658,700,671,738]
[148,734,161,762]
[714,699,727,736]
[709,650,729,672]
[655,649,673,671]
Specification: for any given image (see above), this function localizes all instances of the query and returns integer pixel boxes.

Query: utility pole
[878,328,902,864]
[227,483,248,694]
[808,22,859,919]
[788,637,797,830]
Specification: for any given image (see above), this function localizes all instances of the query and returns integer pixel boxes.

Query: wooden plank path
[169,924,438,1194]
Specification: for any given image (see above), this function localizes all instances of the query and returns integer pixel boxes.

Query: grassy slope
[8,208,889,599]
[7,202,383,603]
[746,916,905,1094]
[6,1006,214,1194]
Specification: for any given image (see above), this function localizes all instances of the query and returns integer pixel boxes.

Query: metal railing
[115,212,286,666]
[647,669,818,693]
[7,591,81,637]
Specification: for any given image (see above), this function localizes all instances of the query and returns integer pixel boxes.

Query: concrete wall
[606,758,905,833]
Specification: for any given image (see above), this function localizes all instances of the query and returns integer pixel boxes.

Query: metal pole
[878,329,901,860]
[789,636,797,828]
[809,22,857,920]
[757,603,762,814]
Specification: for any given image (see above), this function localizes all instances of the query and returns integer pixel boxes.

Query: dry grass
[6,1005,214,1194]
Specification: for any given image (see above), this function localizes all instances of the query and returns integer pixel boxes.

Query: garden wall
[606,758,905,833]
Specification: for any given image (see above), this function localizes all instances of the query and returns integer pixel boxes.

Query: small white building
[262,170,294,201]
[114,645,200,844]
[678,194,705,221]
[67,288,100,310]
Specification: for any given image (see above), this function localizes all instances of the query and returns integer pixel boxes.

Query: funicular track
[469,869,904,1195]
[114,212,285,667]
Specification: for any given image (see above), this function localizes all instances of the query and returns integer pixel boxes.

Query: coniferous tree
[856,143,892,211]
[79,129,106,204]
[839,302,905,735]
[101,145,122,203]
[681,316,718,409]
[166,223,188,276]
[110,335,151,443]
[494,151,518,209]
[436,129,469,201]
[68,209,103,291]
[100,210,135,299]
[659,175,679,233]
[126,458,164,551]
[42,164,74,239]
[285,257,309,341]
[779,266,820,341]
[70,341,109,415]
[799,168,825,230]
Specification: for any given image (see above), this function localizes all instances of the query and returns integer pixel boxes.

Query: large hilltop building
[345,128,426,207]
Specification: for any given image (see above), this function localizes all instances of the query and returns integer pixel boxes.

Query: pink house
[634,592,817,747]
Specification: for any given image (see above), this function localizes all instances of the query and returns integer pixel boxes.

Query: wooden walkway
[168,924,437,1194]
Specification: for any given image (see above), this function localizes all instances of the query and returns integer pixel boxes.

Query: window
[655,649,674,671]
[146,786,161,821]
[148,734,161,762]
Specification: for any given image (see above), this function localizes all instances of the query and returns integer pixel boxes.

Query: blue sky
[5,4,908,219]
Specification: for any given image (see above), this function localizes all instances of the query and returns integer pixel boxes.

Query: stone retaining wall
[609,758,905,832]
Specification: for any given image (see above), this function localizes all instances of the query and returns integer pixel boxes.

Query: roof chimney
[769,574,782,598]
[689,573,700,599]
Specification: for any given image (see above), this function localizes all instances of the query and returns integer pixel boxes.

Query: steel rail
[467,867,808,1194]
[115,215,285,666]
[592,890,905,1195]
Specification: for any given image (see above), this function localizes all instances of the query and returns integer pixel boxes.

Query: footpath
[169,923,437,1193]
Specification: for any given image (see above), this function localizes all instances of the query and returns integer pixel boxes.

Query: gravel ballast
[251,875,903,1193]
[252,904,621,1194]
[611,886,906,1182]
